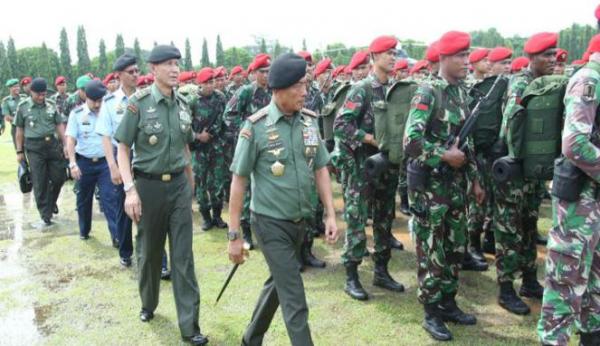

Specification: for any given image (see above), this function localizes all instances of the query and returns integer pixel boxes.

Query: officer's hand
[70,165,82,180]
[228,238,245,264]
[125,189,142,224]
[473,180,485,205]
[442,138,466,169]
[63,146,69,159]
[109,164,122,185]
[324,215,339,244]
[363,133,378,148]
[0,126,4,135]
[16,153,24,163]
[197,130,212,143]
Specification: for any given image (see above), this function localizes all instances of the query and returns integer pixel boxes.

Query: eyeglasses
[124,68,140,75]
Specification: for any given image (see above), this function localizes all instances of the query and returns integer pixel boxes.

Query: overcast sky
[2,0,597,62]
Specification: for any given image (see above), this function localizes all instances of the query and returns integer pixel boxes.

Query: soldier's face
[232,74,244,84]
[200,79,214,95]
[86,98,102,113]
[554,63,566,75]
[491,59,511,76]
[474,59,491,75]
[56,83,67,94]
[107,80,119,92]
[373,49,396,73]
[9,85,19,95]
[441,50,469,80]
[215,77,226,90]
[255,68,269,87]
[31,91,46,104]
[530,49,557,76]
[275,76,308,113]
[119,65,140,89]
[152,59,180,87]
[306,63,315,81]
[354,64,370,80]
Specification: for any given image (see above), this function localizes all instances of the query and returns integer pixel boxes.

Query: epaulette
[133,87,151,100]
[176,91,189,105]
[73,105,84,113]
[300,108,317,118]
[248,106,269,123]
[16,98,30,108]
[1,95,10,102]
[103,94,115,102]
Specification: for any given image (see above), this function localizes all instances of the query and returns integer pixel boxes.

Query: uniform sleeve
[230,120,257,177]
[53,106,65,124]
[499,79,526,141]
[1,99,8,117]
[96,100,113,137]
[313,135,330,170]
[14,103,25,128]
[65,113,78,138]
[333,85,367,150]
[562,77,600,183]
[114,99,139,147]
[403,86,447,168]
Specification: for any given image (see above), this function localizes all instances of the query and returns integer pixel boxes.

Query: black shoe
[423,303,452,341]
[242,224,254,250]
[438,296,477,325]
[520,271,544,299]
[120,257,132,267]
[390,235,404,251]
[373,257,405,292]
[212,206,228,229]
[498,282,530,315]
[161,268,171,281]
[344,263,369,301]
[200,209,213,231]
[140,309,154,322]
[112,238,119,249]
[183,334,209,346]
[469,246,486,263]
[400,192,411,216]
[43,217,53,226]
[80,234,89,240]
[53,205,59,214]
[579,331,600,346]
[483,230,495,255]
[301,241,326,268]
[536,232,548,246]
[461,251,488,271]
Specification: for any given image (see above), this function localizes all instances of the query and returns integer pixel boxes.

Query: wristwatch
[69,162,77,169]
[123,182,135,192]
[227,230,240,241]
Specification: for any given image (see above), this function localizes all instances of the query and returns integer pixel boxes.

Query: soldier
[468,48,490,83]
[228,52,338,346]
[392,59,409,82]
[425,41,440,77]
[190,67,228,231]
[494,33,556,316]
[2,78,23,147]
[225,65,245,100]
[538,33,600,346]
[20,77,32,96]
[554,48,568,75]
[332,65,348,84]
[50,76,69,116]
[178,71,197,86]
[488,47,513,76]
[410,60,430,81]
[114,45,207,345]
[14,78,67,226]
[103,73,120,94]
[347,50,370,83]
[224,53,272,249]
[511,56,530,74]
[334,35,405,301]
[404,31,484,341]
[213,66,227,93]
[63,75,92,119]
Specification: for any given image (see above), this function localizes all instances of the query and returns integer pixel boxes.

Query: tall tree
[133,38,144,73]
[184,38,193,70]
[272,40,282,57]
[6,37,18,77]
[39,43,52,79]
[260,38,267,54]
[0,41,10,91]
[98,39,108,76]
[216,35,224,66]
[76,25,91,75]
[59,28,72,81]
[115,34,125,58]
[201,38,210,67]
[302,38,307,51]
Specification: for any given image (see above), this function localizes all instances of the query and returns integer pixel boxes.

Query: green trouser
[24,137,66,220]
[243,213,313,346]
[135,173,201,338]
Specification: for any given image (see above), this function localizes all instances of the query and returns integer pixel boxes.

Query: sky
[1,0,597,62]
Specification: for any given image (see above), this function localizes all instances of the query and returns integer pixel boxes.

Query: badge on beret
[149,135,158,145]
[271,160,285,177]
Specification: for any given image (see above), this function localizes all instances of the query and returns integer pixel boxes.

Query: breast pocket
[139,118,165,146]
[264,147,289,178]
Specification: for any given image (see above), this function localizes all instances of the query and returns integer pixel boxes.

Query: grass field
[0,133,570,346]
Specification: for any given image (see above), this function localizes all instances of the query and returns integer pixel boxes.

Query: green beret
[5,78,19,87]
[76,75,93,89]
[147,45,181,64]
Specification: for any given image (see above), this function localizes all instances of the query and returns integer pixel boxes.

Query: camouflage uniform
[538,61,600,345]
[62,92,86,119]
[225,83,243,102]
[404,77,478,305]
[1,93,21,147]
[49,93,69,117]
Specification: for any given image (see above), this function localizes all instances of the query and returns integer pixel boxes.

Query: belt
[133,169,184,182]
[26,136,54,142]
[76,153,105,163]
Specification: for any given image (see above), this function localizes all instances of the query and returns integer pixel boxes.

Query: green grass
[0,139,571,346]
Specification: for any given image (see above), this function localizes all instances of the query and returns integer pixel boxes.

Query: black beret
[113,53,137,71]
[30,78,47,93]
[268,53,307,90]
[84,80,107,101]
[147,45,181,64]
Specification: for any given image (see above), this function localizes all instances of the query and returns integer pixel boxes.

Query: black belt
[76,153,106,163]
[133,169,184,182]
[26,136,54,142]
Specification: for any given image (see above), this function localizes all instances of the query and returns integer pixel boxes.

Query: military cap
[332,65,346,78]
[268,53,306,90]
[488,47,513,62]
[136,76,147,87]
[393,59,409,72]
[438,31,470,56]
[425,42,440,63]
[555,49,568,63]
[145,74,155,83]
[102,73,117,86]
[229,65,244,79]
[410,60,429,75]
[20,77,32,86]
[587,34,600,54]
[113,53,137,71]
[369,35,397,54]
[348,51,369,71]
[75,75,92,89]
[54,76,67,85]
[250,54,271,72]
[468,48,489,64]
[524,32,558,55]
[196,68,213,84]
[85,80,107,101]
[297,51,313,63]
[314,58,332,78]
[511,57,530,73]
[213,66,226,78]
[30,78,47,93]
[178,71,196,83]
[147,44,181,64]
[572,59,586,66]
[5,78,19,87]
[583,51,592,62]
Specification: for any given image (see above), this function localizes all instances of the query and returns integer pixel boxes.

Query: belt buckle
[161,174,172,182]
[92,158,98,162]
[44,136,51,142]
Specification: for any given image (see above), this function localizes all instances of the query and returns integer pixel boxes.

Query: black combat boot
[390,234,404,250]
[437,294,477,325]
[200,208,213,231]
[400,190,411,216]
[579,330,600,346]
[461,251,488,271]
[373,255,405,292]
[301,239,326,268]
[212,205,228,229]
[423,303,452,341]
[482,229,496,255]
[242,222,254,250]
[469,233,486,263]
[520,270,544,299]
[498,281,530,315]
[344,263,369,301]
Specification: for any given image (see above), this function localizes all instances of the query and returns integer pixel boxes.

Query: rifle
[190,108,222,151]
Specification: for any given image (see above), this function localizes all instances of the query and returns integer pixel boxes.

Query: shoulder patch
[127,103,138,114]
[239,128,252,140]
[412,84,434,111]
[74,105,84,113]
[300,108,317,118]
[103,94,115,102]
[581,78,597,103]
[248,106,269,123]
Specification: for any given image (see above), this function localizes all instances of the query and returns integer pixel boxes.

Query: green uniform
[63,92,85,119]
[14,97,66,221]
[114,84,201,339]
[2,93,21,147]
[49,92,69,117]
[230,102,329,346]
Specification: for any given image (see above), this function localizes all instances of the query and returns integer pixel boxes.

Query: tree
[260,38,267,54]
[0,42,10,94]
[272,40,283,58]
[216,35,224,67]
[98,39,108,77]
[6,37,18,77]
[302,38,307,51]
[59,28,72,81]
[76,25,91,75]
[201,38,210,67]
[133,38,144,73]
[39,43,52,79]
[224,47,252,69]
[184,38,193,71]
[115,34,125,58]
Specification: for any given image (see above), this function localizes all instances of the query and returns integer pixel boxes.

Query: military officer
[50,76,69,116]
[425,41,441,77]
[114,45,207,345]
[228,52,338,346]
[2,78,22,147]
[347,50,370,83]
[103,73,120,94]
[225,65,245,100]
[410,60,430,81]
[488,47,513,77]
[20,77,32,96]
[468,48,490,83]
[63,75,92,119]
[392,59,410,82]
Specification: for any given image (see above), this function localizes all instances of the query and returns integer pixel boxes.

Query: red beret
[229,65,244,79]
[213,66,226,78]
[572,59,586,66]
[102,73,116,86]
[425,42,440,63]
[20,76,32,85]
[555,48,568,63]
[297,51,312,63]
[54,76,67,85]
[410,60,429,75]
[250,54,271,72]
[524,32,558,55]
[136,76,147,87]
[583,51,592,62]
[587,34,600,55]
[438,31,471,56]
[488,47,513,63]
[393,59,409,72]
[596,4,600,20]
[196,67,213,84]
[145,74,154,83]
[332,65,346,78]
[511,57,530,73]
[369,35,397,54]
[348,50,370,71]
[178,71,196,83]
[314,58,332,78]
[468,48,489,64]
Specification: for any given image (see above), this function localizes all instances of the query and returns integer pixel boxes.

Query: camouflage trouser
[339,154,396,264]
[538,182,600,345]
[492,178,541,283]
[467,154,493,239]
[192,145,226,211]
[397,156,408,192]
[410,174,467,305]
[222,137,235,200]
